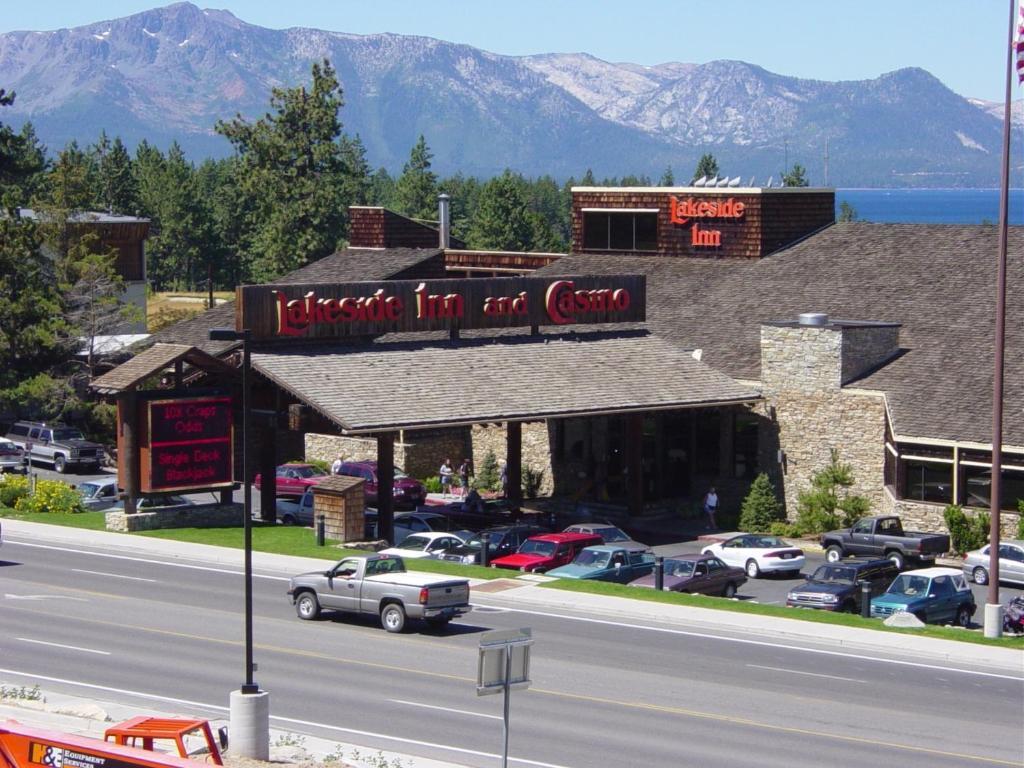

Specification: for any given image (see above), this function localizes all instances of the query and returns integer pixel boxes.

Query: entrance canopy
[251,331,760,433]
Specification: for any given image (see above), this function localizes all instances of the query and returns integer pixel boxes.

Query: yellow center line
[1,603,1016,765]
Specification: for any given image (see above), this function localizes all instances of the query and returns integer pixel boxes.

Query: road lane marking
[746,664,866,683]
[4,594,89,602]
[0,670,569,768]
[0,667,1015,767]
[481,604,1024,681]
[71,569,156,582]
[389,699,501,720]
[16,638,110,655]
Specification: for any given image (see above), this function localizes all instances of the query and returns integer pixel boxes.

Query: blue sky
[1,1,1017,102]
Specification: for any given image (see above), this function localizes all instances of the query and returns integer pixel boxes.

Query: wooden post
[507,422,522,511]
[377,432,395,544]
[625,413,643,519]
[121,391,139,515]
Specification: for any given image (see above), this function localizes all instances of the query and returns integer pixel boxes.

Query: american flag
[1017,1,1024,83]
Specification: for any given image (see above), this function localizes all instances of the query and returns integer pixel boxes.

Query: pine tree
[659,166,675,186]
[394,135,438,221]
[477,450,501,492]
[738,473,784,532]
[92,133,140,215]
[693,153,719,182]
[782,163,809,187]
[468,170,535,251]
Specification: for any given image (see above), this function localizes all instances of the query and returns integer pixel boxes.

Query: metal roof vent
[798,312,829,326]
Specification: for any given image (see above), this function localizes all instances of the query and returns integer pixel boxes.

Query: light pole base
[983,602,1003,639]
[229,688,270,760]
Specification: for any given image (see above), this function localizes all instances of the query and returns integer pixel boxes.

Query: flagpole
[985,0,1016,638]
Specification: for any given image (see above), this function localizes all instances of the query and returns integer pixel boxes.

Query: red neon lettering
[669,196,746,226]
[274,289,404,336]
[545,280,632,325]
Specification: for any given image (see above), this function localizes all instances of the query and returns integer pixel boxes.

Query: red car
[254,463,328,496]
[490,532,603,573]
[336,460,427,510]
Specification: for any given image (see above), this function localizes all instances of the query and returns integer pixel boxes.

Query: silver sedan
[962,540,1024,586]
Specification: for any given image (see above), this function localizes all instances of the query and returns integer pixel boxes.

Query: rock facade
[471,422,555,497]
[882,489,1022,540]
[304,429,470,482]
[105,502,242,532]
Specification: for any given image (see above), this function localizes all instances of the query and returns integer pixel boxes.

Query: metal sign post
[477,628,533,768]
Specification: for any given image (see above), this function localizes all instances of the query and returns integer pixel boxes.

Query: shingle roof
[542,223,1024,446]
[146,248,443,353]
[251,331,760,433]
[90,343,232,394]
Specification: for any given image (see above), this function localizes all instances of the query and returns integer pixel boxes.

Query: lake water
[835,189,1024,224]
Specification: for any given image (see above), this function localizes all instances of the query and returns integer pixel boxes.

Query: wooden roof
[89,343,232,394]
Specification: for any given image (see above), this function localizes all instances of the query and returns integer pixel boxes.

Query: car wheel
[723,582,737,598]
[841,600,856,614]
[281,514,296,526]
[745,559,761,578]
[955,605,972,628]
[914,611,927,624]
[54,455,67,474]
[295,592,320,620]
[972,566,989,585]
[381,603,407,633]
[887,551,905,571]
[825,546,843,563]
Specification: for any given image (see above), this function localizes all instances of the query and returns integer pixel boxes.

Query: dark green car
[547,545,656,583]
[869,567,976,626]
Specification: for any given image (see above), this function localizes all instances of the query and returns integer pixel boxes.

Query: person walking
[439,458,454,498]
[458,457,472,498]
[500,460,509,499]
[331,455,343,475]
[703,486,719,530]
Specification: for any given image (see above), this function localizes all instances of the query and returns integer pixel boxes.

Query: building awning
[90,343,234,394]
[251,331,761,434]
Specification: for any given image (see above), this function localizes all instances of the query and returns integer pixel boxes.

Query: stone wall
[761,323,889,517]
[304,429,470,481]
[470,422,555,496]
[105,502,242,532]
[881,488,1022,538]
[841,325,900,384]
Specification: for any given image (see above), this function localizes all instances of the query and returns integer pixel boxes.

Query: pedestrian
[439,458,454,497]
[458,457,472,498]
[331,455,343,475]
[500,460,508,499]
[703,486,719,530]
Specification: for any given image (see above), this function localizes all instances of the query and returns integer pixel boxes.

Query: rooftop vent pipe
[438,194,451,249]
[798,312,829,326]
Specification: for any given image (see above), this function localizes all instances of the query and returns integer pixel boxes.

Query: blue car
[547,544,656,583]
[870,567,976,626]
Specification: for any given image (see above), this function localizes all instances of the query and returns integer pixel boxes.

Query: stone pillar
[377,432,395,544]
[625,413,643,518]
[507,422,522,511]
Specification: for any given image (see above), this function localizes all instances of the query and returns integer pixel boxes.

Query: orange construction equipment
[103,719,222,766]
[0,720,200,768]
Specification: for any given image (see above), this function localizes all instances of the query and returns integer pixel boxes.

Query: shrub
[738,473,784,532]
[769,521,799,538]
[13,479,85,515]
[0,475,30,508]
[476,450,501,492]
[794,449,870,534]
[423,475,442,494]
[1018,500,1024,539]
[522,466,544,499]
[943,504,989,555]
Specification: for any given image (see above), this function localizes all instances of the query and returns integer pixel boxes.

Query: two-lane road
[0,535,1020,768]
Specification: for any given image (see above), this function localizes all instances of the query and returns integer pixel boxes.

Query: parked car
[380,531,470,559]
[562,522,650,552]
[962,540,1024,586]
[78,477,120,511]
[108,495,193,512]
[365,510,468,544]
[275,490,316,526]
[0,440,25,474]
[490,532,603,573]
[5,421,104,474]
[287,553,471,632]
[254,463,328,496]
[547,545,656,583]
[701,533,805,578]
[870,567,976,626]
[437,523,549,565]
[629,553,746,597]
[820,515,950,570]
[786,558,900,612]
[335,460,427,509]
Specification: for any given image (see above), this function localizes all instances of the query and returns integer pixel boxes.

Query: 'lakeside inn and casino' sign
[139,396,234,493]
[237,275,646,341]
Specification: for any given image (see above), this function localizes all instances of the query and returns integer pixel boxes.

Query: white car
[702,533,805,578]
[380,531,469,559]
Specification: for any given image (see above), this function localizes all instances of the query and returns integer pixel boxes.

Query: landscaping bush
[943,504,989,555]
[13,479,85,515]
[1018,500,1024,539]
[0,475,30,508]
[476,450,501,492]
[769,521,800,538]
[738,473,784,532]
[423,475,442,494]
[522,466,544,499]
[795,449,871,534]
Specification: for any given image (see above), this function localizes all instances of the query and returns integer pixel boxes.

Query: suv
[336,460,426,510]
[0,439,25,474]
[491,532,604,573]
[870,567,976,626]
[786,558,899,613]
[5,421,104,474]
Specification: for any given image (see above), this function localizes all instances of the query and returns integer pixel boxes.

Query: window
[904,461,953,504]
[582,212,657,252]
[733,413,759,480]
[852,520,872,535]
[963,466,1024,511]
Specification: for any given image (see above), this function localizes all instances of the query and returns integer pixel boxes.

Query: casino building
[92,185,1023,540]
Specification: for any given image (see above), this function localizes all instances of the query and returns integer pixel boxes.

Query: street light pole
[240,329,257,693]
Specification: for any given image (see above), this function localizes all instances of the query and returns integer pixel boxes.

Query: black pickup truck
[820,515,950,570]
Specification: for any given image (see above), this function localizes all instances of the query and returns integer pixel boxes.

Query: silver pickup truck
[287,553,471,632]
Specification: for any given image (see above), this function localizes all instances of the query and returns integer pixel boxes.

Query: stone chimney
[438,194,451,249]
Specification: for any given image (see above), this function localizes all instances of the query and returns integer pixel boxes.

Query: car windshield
[395,536,428,551]
[78,482,103,498]
[596,527,630,543]
[52,428,84,441]
[747,536,787,548]
[887,574,931,597]
[519,540,556,556]
[393,468,410,479]
[810,565,856,584]
[468,532,505,549]
[0,441,18,453]
[665,560,696,578]
[573,550,610,568]
[291,466,325,478]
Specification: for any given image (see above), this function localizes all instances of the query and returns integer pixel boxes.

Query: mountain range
[0,2,1019,186]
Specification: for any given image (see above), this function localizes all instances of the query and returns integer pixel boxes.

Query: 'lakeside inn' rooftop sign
[237,275,646,341]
